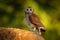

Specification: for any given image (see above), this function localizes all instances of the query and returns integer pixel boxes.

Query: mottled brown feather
[29,13,44,27]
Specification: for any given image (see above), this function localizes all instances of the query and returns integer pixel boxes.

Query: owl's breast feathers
[28,13,44,27]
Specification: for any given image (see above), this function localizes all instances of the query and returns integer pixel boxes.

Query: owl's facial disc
[25,7,34,14]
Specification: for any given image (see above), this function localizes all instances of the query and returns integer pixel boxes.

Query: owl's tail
[39,27,46,32]
[34,24,46,32]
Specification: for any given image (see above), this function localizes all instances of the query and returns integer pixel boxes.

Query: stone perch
[0,27,45,40]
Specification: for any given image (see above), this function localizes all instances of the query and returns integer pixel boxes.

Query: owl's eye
[27,9,28,11]
[30,9,32,11]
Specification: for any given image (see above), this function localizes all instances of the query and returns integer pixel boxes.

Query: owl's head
[25,7,34,14]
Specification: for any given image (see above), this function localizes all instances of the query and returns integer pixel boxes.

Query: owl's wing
[29,13,44,27]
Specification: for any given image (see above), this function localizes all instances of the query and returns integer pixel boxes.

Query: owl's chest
[25,14,34,27]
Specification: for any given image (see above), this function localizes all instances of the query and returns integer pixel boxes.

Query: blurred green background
[0,0,60,40]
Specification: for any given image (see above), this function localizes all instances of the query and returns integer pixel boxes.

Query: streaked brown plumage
[29,13,44,27]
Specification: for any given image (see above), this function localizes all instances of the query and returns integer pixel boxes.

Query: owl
[25,7,46,35]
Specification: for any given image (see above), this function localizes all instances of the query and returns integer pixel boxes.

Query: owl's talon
[39,32,41,35]
[33,27,36,31]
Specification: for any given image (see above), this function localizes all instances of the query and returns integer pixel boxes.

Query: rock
[0,27,44,40]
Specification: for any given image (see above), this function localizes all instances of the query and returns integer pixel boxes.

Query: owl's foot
[34,29,41,35]
[38,32,41,35]
[33,27,36,31]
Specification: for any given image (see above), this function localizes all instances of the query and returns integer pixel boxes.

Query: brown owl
[25,7,46,35]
